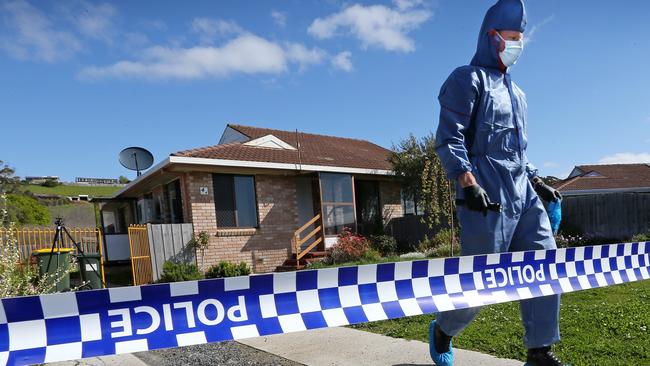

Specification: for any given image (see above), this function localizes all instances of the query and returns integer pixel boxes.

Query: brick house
[100,124,406,272]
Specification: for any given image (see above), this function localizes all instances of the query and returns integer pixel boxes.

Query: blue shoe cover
[429,320,454,366]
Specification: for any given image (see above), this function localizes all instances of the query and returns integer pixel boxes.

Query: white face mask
[496,33,523,67]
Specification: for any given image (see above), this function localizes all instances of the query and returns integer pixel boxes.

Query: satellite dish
[119,147,154,177]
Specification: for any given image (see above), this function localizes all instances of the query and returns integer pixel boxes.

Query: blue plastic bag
[547,199,562,235]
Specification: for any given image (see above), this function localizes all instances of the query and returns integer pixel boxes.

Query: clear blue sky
[1,0,649,182]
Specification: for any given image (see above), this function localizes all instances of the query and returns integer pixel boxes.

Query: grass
[351,280,650,366]
[21,184,121,197]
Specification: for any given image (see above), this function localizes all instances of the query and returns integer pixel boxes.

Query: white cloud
[67,1,117,42]
[79,34,327,81]
[331,51,353,72]
[393,0,424,11]
[543,161,559,168]
[524,15,555,46]
[598,152,650,165]
[308,2,432,52]
[271,10,287,27]
[0,0,82,62]
[284,43,327,71]
[191,18,242,43]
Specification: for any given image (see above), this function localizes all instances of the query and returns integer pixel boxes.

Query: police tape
[0,242,648,366]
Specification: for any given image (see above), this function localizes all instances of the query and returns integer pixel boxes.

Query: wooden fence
[0,226,106,284]
[561,192,650,240]
[147,223,194,282]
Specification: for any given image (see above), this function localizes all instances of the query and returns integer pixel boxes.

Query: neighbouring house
[100,124,407,272]
[553,163,650,240]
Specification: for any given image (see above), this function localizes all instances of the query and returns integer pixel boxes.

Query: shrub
[369,234,397,256]
[158,261,203,283]
[5,194,50,226]
[41,180,59,188]
[205,261,251,279]
[424,241,461,258]
[325,227,371,264]
[418,229,458,252]
[360,248,382,262]
[0,194,68,295]
[631,231,650,242]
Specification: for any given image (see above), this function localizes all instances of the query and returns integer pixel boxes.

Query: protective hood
[470,0,527,71]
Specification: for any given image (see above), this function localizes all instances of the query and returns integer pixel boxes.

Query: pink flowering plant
[325,227,372,264]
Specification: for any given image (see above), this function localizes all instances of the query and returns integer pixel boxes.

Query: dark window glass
[234,176,257,227]
[320,173,353,203]
[355,180,382,236]
[323,205,355,236]
[212,174,258,228]
[163,180,184,223]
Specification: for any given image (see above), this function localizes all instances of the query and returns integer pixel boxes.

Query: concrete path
[239,327,523,366]
[48,354,148,366]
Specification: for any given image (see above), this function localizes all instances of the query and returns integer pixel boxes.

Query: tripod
[45,218,106,289]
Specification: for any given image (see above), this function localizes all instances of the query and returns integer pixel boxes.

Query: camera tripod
[45,218,106,289]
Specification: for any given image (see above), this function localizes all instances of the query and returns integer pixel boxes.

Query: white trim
[243,134,296,150]
[561,186,650,196]
[168,156,394,176]
[109,157,171,199]
[111,155,394,199]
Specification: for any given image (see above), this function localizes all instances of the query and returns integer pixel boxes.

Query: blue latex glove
[547,198,562,235]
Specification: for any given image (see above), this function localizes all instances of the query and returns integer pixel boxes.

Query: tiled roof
[173,124,393,171]
[554,164,650,191]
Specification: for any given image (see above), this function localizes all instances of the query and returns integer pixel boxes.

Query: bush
[424,241,461,258]
[41,180,59,188]
[369,234,397,256]
[631,231,650,242]
[360,248,382,262]
[0,194,69,295]
[6,194,50,226]
[325,227,371,264]
[158,261,203,283]
[205,261,251,279]
[418,229,458,252]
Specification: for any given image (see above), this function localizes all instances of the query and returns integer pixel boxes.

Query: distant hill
[21,184,121,198]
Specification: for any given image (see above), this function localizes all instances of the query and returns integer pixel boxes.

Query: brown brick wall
[187,172,298,273]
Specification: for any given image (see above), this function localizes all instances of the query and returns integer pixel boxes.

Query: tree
[388,133,454,229]
[118,175,131,184]
[0,160,19,194]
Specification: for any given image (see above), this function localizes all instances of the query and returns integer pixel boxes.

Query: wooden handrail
[297,237,323,261]
[296,214,321,234]
[293,213,325,268]
[297,226,322,246]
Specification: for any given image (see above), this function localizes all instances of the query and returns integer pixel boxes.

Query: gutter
[109,157,172,199]
[560,186,650,196]
[110,155,394,200]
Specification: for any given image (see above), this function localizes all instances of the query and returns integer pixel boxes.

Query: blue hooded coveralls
[434,0,560,349]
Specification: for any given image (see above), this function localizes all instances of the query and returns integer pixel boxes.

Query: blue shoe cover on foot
[429,320,454,366]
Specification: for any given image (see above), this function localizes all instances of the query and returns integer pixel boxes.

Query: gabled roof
[554,163,650,192]
[173,124,393,171]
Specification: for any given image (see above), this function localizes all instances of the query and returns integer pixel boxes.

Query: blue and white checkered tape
[0,242,648,365]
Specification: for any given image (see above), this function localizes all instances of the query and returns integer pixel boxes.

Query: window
[212,174,258,228]
[320,172,355,235]
[401,189,419,215]
[163,180,184,223]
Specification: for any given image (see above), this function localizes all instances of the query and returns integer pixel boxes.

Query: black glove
[532,177,562,202]
[463,184,490,215]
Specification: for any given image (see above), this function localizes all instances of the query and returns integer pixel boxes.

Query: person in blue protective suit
[430,1,565,366]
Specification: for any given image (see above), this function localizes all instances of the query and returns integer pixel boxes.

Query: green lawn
[21,184,121,197]
[352,280,650,366]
